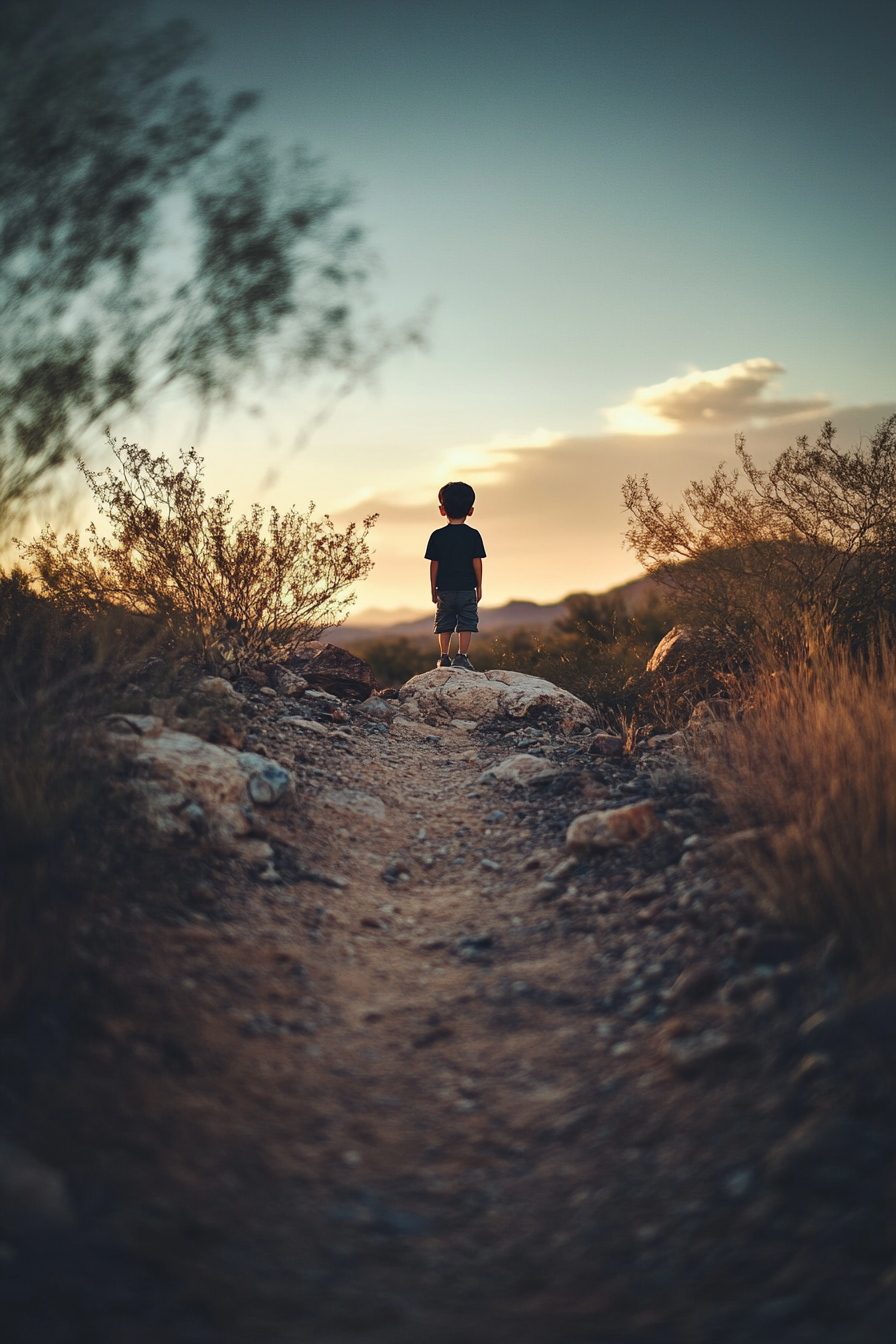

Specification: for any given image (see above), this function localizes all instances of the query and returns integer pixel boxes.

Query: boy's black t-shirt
[425,523,486,590]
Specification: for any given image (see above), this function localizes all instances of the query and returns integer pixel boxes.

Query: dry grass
[703,643,896,974]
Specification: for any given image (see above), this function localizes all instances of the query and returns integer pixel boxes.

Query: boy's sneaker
[451,653,475,671]
[436,654,452,668]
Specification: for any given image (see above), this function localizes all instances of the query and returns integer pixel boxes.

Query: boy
[425,481,486,671]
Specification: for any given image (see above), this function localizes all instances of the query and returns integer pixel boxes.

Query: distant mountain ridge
[323,573,659,645]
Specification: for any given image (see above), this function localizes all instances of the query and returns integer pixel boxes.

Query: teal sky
[141,0,895,610]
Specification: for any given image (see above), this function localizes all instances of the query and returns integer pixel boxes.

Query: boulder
[287,642,376,701]
[566,800,664,853]
[103,714,293,860]
[398,668,595,729]
[646,626,691,674]
[480,754,561,786]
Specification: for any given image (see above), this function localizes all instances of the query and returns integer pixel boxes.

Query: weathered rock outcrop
[103,714,293,862]
[646,626,691,674]
[398,668,596,729]
[287,643,376,700]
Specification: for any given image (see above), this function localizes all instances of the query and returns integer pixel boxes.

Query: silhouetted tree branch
[0,0,414,522]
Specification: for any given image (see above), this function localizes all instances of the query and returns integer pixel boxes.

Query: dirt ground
[3,671,896,1343]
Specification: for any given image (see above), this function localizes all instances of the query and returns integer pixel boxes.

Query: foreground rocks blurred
[103,712,293,861]
[4,654,895,1344]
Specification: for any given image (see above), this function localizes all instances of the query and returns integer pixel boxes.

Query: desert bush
[623,415,896,663]
[703,640,896,974]
[19,436,376,669]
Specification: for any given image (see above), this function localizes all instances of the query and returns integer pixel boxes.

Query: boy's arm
[472,556,482,601]
[430,559,439,602]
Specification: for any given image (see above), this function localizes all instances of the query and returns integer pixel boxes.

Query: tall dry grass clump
[704,641,896,974]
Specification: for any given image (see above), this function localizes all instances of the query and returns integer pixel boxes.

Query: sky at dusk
[134,0,896,614]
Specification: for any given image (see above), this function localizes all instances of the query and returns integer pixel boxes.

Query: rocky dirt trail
[4,668,896,1343]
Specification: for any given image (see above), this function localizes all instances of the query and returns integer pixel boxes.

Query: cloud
[602,357,832,436]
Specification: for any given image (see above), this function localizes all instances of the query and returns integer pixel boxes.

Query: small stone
[485,809,506,823]
[198,676,245,704]
[281,716,328,736]
[323,789,387,821]
[532,880,560,903]
[259,686,277,698]
[669,962,719,1004]
[381,860,411,884]
[356,697,394,722]
[454,932,495,959]
[480,857,501,871]
[566,800,664,853]
[480,754,560,786]
[238,754,293,805]
[273,669,308,697]
[587,732,625,758]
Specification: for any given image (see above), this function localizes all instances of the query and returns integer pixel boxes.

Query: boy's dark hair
[439,481,475,518]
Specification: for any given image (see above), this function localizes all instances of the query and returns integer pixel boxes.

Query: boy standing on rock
[425,481,486,671]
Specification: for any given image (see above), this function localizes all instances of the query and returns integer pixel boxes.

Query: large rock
[287,642,376,701]
[646,626,691,674]
[398,668,596,729]
[103,714,293,860]
[566,800,664,853]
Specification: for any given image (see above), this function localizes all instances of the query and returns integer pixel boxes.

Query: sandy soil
[3,675,896,1343]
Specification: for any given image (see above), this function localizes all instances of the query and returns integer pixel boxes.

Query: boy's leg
[457,631,472,654]
[438,632,452,655]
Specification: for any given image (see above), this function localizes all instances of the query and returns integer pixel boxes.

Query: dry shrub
[703,641,896,973]
[624,415,896,661]
[19,436,377,670]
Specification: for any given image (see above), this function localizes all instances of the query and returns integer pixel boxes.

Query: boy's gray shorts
[433,590,479,633]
